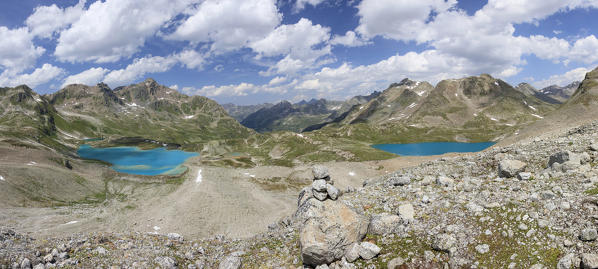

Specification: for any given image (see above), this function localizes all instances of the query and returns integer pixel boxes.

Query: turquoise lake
[77,144,199,176]
[372,142,495,156]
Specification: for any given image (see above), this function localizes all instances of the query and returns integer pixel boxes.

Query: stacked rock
[311,165,339,201]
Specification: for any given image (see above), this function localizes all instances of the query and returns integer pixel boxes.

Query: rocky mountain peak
[96,82,111,92]
[479,73,494,80]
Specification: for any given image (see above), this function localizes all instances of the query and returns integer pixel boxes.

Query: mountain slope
[240,93,380,133]
[311,75,558,143]
[48,78,253,149]
[540,81,580,103]
[499,66,598,146]
[514,82,579,104]
[222,103,274,122]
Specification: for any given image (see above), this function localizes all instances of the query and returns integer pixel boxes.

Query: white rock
[436,176,454,186]
[358,242,380,260]
[475,244,489,254]
[344,243,360,263]
[397,203,414,221]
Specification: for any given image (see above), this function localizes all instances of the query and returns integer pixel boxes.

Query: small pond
[372,142,495,156]
[77,144,199,176]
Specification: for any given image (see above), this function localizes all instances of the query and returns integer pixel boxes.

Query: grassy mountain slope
[49,78,253,150]
[312,75,558,143]
[499,66,598,146]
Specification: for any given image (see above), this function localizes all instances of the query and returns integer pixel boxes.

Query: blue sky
[1,0,598,104]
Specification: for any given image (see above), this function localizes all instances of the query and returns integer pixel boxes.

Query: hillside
[499,66,598,146]
[310,75,558,143]
[48,78,253,150]
[515,82,579,104]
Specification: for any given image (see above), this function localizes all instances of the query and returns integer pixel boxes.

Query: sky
[1,0,598,105]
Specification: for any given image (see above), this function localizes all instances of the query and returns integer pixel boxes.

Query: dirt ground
[0,145,455,240]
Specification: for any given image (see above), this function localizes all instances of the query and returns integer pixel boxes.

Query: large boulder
[549,151,591,172]
[297,199,369,266]
[581,253,598,269]
[498,159,527,178]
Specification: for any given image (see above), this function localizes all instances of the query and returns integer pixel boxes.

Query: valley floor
[5,120,598,268]
[0,150,438,240]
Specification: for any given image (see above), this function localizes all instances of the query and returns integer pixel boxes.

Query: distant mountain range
[228,92,380,133]
[230,75,567,140]
[515,81,580,104]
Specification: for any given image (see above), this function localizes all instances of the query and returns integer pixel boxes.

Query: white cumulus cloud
[294,0,326,12]
[103,56,178,86]
[54,0,195,63]
[534,67,592,88]
[0,27,45,76]
[330,31,370,47]
[0,64,65,88]
[167,0,281,53]
[62,67,109,88]
[26,0,86,39]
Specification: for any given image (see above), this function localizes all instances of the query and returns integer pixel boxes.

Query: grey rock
[498,159,527,178]
[315,264,329,269]
[421,175,434,185]
[549,151,590,171]
[154,256,177,269]
[313,189,328,201]
[313,179,327,192]
[337,257,357,269]
[580,228,598,241]
[466,202,484,213]
[344,243,360,263]
[167,233,183,241]
[581,253,598,269]
[312,165,330,180]
[218,254,241,269]
[298,187,313,207]
[518,172,532,180]
[529,264,545,269]
[327,184,339,200]
[57,252,68,260]
[475,244,489,254]
[298,199,368,266]
[541,190,556,200]
[389,175,410,186]
[558,253,578,269]
[590,143,598,151]
[424,250,435,261]
[387,257,405,269]
[20,258,31,269]
[358,242,380,260]
[94,246,107,255]
[32,264,44,269]
[549,151,572,166]
[397,203,414,221]
[436,175,454,187]
[185,251,195,260]
[43,254,54,264]
[431,233,456,253]
[368,213,400,235]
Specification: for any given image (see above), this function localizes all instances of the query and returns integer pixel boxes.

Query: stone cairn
[310,165,340,201]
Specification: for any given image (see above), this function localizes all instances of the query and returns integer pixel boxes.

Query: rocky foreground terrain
[4,120,598,268]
